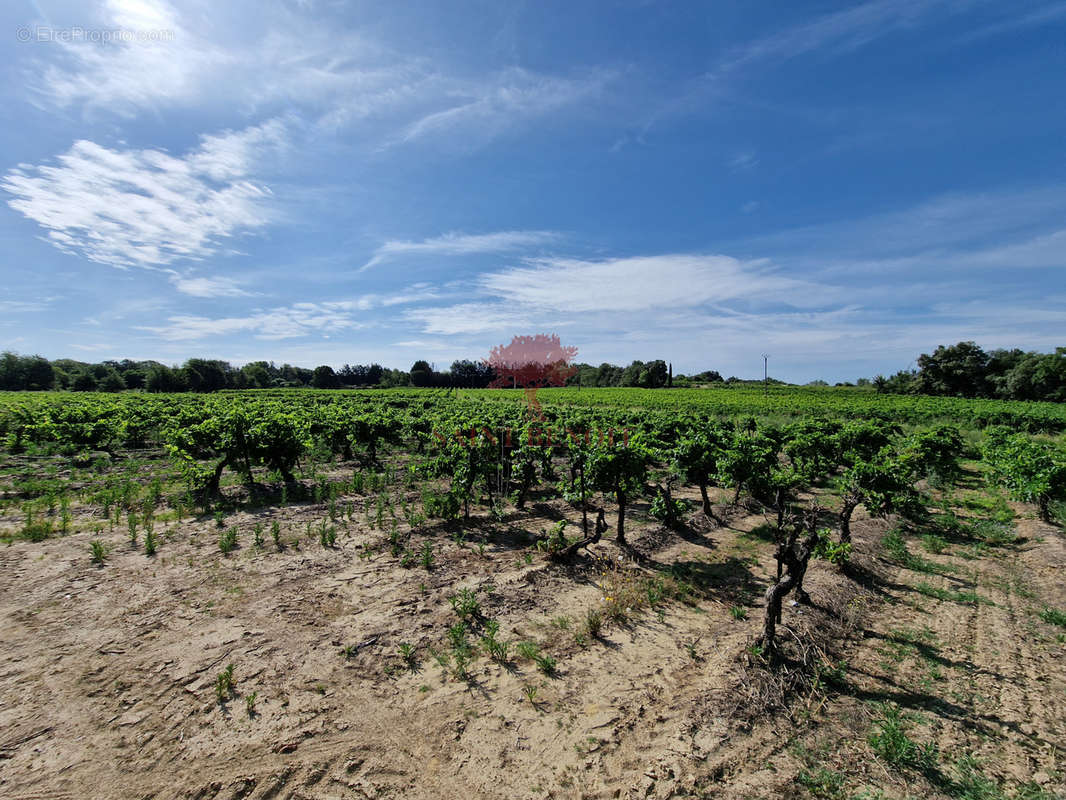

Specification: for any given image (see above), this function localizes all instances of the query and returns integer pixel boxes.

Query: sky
[1,0,1064,383]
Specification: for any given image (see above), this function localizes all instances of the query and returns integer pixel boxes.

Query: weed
[584,607,604,638]
[951,755,1006,800]
[516,641,540,661]
[342,644,357,659]
[684,637,700,659]
[214,510,225,528]
[215,663,236,704]
[398,642,417,666]
[523,685,538,706]
[219,526,238,554]
[245,691,257,716]
[1038,606,1066,628]
[90,539,107,564]
[449,588,481,620]
[730,605,748,620]
[319,521,336,548]
[535,654,557,676]
[420,541,435,570]
[867,704,938,772]
[913,582,986,605]
[796,767,847,799]
[972,519,1019,547]
[922,533,948,554]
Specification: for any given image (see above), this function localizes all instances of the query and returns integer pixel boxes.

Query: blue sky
[1,0,1064,382]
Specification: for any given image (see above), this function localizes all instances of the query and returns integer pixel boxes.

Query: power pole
[761,354,769,396]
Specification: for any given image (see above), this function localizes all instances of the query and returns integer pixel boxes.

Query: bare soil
[1,475,1063,799]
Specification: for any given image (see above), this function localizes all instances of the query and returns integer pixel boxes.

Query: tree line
[873,342,1065,402]
[0,353,706,393]
[3,342,1061,400]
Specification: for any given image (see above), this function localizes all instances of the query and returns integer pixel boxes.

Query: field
[0,387,1064,800]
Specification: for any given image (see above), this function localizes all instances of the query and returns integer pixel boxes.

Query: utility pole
[761,354,769,396]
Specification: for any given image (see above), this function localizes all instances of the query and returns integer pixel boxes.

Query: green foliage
[214,663,236,704]
[983,427,1066,519]
[867,704,938,772]
[90,539,107,564]
[1038,606,1066,628]
[813,529,853,565]
[449,588,480,620]
[219,526,238,553]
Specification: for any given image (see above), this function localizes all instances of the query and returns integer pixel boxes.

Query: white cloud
[34,0,220,115]
[404,303,536,336]
[728,151,759,171]
[717,0,979,75]
[138,302,363,341]
[169,275,255,298]
[397,67,613,146]
[28,1,611,150]
[2,120,286,269]
[0,300,50,313]
[478,254,831,313]
[361,230,559,271]
[326,283,442,310]
[745,185,1066,269]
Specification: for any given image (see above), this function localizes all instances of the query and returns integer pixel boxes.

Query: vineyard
[0,387,1064,799]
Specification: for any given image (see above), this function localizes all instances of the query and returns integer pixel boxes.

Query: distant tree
[379,367,410,388]
[692,370,723,383]
[410,360,434,387]
[595,363,622,387]
[312,365,341,389]
[243,363,273,389]
[22,356,55,390]
[619,360,645,387]
[182,359,232,392]
[99,370,126,392]
[914,341,989,397]
[450,359,495,388]
[641,359,669,388]
[72,371,98,391]
[146,365,187,392]
[1002,349,1066,402]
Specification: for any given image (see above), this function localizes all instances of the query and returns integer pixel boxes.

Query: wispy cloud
[138,302,363,341]
[326,283,442,310]
[2,120,286,269]
[717,0,978,76]
[404,302,536,336]
[0,300,52,313]
[169,275,255,298]
[361,230,559,271]
[397,67,614,146]
[478,254,832,313]
[743,185,1066,273]
[28,0,612,152]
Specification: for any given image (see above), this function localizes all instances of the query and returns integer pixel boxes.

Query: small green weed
[215,663,236,704]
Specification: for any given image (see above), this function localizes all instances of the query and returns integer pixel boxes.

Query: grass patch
[913,582,989,605]
[1038,606,1066,628]
[867,703,938,773]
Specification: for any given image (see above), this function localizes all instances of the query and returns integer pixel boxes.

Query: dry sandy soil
[0,470,1063,799]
